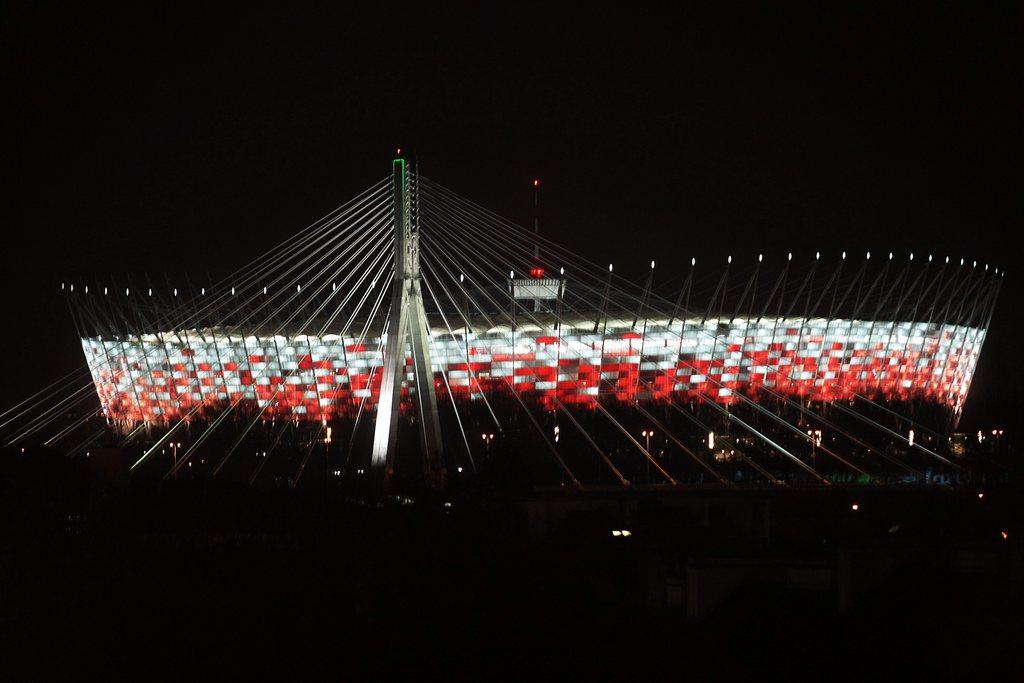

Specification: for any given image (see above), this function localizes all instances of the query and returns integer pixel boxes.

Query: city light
[11,32,1014,656]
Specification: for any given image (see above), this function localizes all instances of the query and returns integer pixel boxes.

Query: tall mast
[370,153,445,491]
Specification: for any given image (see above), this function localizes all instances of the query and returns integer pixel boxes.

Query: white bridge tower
[370,155,445,489]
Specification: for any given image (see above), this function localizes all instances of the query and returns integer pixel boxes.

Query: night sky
[6,6,1021,432]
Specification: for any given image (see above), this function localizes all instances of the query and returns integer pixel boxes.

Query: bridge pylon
[370,155,445,491]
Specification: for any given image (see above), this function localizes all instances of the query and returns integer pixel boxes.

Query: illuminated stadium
[58,158,1001,487]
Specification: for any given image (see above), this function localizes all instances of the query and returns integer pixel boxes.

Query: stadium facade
[81,313,985,426]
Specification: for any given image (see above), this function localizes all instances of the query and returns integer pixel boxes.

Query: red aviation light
[530,267,545,278]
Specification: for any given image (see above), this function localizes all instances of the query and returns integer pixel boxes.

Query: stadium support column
[371,155,445,490]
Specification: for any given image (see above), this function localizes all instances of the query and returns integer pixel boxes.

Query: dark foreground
[2,461,1022,679]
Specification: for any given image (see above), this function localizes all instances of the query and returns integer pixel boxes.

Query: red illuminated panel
[83,317,985,425]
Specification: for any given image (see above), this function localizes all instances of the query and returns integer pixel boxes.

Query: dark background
[6,5,1021,433]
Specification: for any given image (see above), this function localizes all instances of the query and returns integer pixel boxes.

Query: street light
[170,442,182,478]
[991,429,1004,454]
[323,426,333,506]
[807,429,822,469]
[641,429,654,483]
